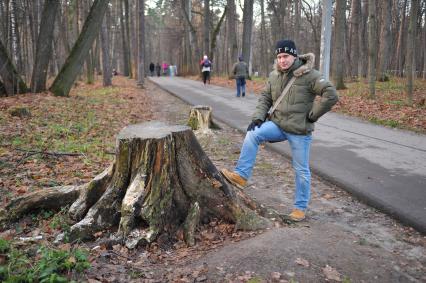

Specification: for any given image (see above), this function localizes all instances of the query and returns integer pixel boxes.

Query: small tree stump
[188,105,213,131]
[2,122,283,248]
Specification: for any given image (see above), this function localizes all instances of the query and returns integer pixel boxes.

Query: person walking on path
[200,55,212,85]
[162,62,169,76]
[149,62,155,76]
[155,63,161,77]
[231,55,250,97]
[221,39,339,222]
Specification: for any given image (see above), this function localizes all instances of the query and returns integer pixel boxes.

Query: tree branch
[15,148,84,157]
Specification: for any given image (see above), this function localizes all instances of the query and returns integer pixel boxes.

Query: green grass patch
[358,237,368,246]
[217,137,232,146]
[256,162,273,171]
[11,136,24,146]
[385,99,406,106]
[0,238,90,282]
[88,86,118,96]
[247,277,264,283]
[368,117,399,128]
[251,76,266,83]
[0,238,10,253]
[49,208,71,235]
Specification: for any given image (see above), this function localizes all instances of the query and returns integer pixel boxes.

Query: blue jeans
[236,78,246,97]
[235,121,312,210]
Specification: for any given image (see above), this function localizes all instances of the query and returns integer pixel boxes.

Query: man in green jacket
[221,39,338,221]
[231,56,250,97]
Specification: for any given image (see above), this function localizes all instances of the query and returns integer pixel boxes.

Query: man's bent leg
[235,121,286,180]
[287,133,312,210]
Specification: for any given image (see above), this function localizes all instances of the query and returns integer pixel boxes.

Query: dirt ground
[1,79,425,282]
[81,80,425,282]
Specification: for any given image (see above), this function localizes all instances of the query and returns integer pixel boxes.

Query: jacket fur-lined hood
[273,53,315,77]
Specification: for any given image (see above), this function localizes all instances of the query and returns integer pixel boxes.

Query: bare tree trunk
[130,1,137,77]
[137,0,145,87]
[49,0,110,97]
[0,38,28,95]
[376,0,392,81]
[241,0,254,71]
[119,0,130,76]
[269,0,288,42]
[22,5,31,81]
[58,3,71,55]
[333,0,346,89]
[27,0,39,59]
[9,0,23,75]
[423,14,426,80]
[82,0,95,84]
[359,0,368,78]
[181,0,200,72]
[396,0,407,77]
[73,0,80,44]
[51,24,62,74]
[111,0,119,71]
[301,2,321,69]
[260,0,269,77]
[30,0,59,93]
[227,0,238,73]
[94,35,102,75]
[203,0,210,56]
[100,13,112,86]
[181,0,193,74]
[0,79,7,96]
[405,0,419,103]
[367,0,377,99]
[86,49,95,84]
[349,0,361,78]
[0,0,9,44]
[294,0,301,44]
[210,7,227,64]
[124,0,132,78]
[320,0,332,80]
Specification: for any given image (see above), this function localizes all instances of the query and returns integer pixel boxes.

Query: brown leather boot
[220,169,247,189]
[288,209,306,222]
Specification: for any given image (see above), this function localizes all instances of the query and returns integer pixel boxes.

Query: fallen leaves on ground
[0,77,153,203]
[323,264,342,281]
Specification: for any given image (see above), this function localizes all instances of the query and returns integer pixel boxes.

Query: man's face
[277,53,296,70]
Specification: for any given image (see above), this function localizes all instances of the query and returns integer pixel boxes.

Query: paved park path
[149,76,426,234]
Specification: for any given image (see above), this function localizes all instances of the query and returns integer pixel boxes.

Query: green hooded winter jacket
[232,61,249,79]
[253,53,338,135]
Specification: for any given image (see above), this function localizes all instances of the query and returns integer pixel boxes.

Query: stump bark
[2,122,283,248]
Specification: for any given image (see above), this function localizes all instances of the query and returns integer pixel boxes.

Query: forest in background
[0,0,425,99]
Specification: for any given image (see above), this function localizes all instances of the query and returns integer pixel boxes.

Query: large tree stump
[1,122,283,248]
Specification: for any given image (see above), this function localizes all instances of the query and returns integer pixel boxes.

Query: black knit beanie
[275,39,297,57]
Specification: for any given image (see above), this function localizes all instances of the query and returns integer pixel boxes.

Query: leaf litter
[1,76,425,282]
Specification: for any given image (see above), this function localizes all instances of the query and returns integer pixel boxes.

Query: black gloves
[247,119,263,131]
[307,112,316,123]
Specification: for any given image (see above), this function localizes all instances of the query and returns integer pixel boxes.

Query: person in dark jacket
[200,55,212,85]
[155,63,161,77]
[149,62,155,76]
[231,55,250,97]
[221,39,338,222]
